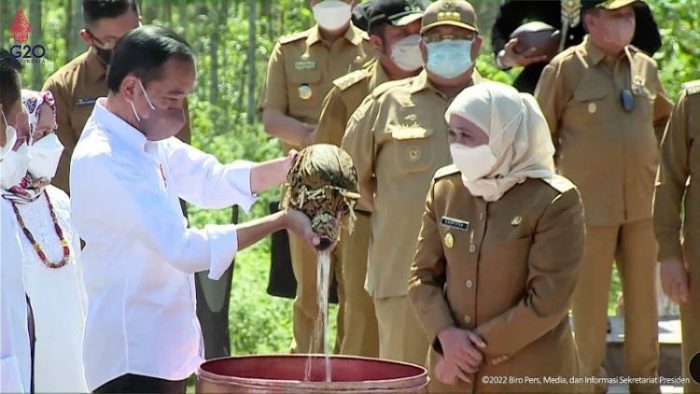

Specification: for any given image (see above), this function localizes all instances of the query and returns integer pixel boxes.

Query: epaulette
[434,164,460,180]
[370,77,413,99]
[333,68,370,91]
[542,175,576,194]
[279,30,308,45]
[682,80,700,95]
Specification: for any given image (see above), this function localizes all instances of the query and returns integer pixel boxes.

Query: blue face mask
[426,39,474,79]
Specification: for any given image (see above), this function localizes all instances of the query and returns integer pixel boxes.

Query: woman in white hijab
[408,82,588,392]
[2,90,88,393]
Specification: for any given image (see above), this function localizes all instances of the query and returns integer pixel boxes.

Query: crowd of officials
[0,0,697,393]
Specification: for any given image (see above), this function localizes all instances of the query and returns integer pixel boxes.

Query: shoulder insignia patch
[280,31,308,45]
[682,80,700,95]
[542,175,576,193]
[334,68,370,91]
[434,164,460,180]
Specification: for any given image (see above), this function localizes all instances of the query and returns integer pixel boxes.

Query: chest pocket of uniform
[391,126,434,174]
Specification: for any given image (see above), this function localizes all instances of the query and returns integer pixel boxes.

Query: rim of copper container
[197,354,429,391]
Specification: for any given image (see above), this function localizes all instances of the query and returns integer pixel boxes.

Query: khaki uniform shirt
[536,36,673,226]
[315,59,389,147]
[654,81,700,263]
[409,167,585,391]
[258,24,374,151]
[42,48,191,194]
[341,71,480,299]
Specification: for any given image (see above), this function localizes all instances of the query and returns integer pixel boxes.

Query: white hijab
[445,82,555,201]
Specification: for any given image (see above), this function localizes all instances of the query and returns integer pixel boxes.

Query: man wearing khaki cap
[342,0,483,365]
[535,0,673,392]
[313,0,427,358]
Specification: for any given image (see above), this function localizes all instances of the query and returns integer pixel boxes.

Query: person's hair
[368,21,388,39]
[0,49,23,113]
[107,25,195,92]
[82,0,140,27]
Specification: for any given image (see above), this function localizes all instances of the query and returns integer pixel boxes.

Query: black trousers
[93,374,187,394]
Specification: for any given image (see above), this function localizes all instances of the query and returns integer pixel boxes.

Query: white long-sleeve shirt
[70,98,256,390]
[1,200,31,393]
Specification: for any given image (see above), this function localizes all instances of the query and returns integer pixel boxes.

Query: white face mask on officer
[0,108,31,190]
[390,34,423,72]
[449,143,497,182]
[313,0,352,31]
[27,133,64,181]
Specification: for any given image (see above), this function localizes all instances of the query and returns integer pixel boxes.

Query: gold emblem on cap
[511,216,522,226]
[299,84,312,100]
[437,0,461,22]
[444,232,454,249]
[588,102,597,114]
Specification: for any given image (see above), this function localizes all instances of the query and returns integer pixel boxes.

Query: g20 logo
[10,44,46,60]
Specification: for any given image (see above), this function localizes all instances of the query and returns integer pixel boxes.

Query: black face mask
[93,45,112,65]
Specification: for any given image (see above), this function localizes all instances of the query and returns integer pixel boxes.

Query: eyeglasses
[620,89,634,112]
[422,31,477,44]
[86,29,117,49]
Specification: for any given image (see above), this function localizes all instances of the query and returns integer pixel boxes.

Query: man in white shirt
[70,26,320,393]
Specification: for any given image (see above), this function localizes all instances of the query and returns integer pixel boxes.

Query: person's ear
[121,75,139,102]
[472,36,483,60]
[79,29,93,47]
[369,35,384,53]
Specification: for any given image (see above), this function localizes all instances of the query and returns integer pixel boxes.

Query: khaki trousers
[571,219,659,394]
[374,295,429,367]
[289,231,344,353]
[338,213,379,357]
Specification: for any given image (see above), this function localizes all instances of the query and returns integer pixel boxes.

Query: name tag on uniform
[294,60,316,70]
[76,98,97,106]
[440,216,469,231]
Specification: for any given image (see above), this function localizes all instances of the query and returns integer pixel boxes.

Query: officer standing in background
[258,0,374,354]
[341,0,483,366]
[654,80,700,394]
[491,0,661,93]
[313,0,426,358]
[535,1,673,392]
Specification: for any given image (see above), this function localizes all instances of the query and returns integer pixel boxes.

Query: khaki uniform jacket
[341,71,480,299]
[315,59,389,147]
[258,24,374,150]
[409,166,586,391]
[536,36,673,226]
[654,81,700,263]
[42,48,191,194]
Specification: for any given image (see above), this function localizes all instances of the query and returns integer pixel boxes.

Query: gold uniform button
[465,280,473,288]
[407,147,421,161]
[511,215,522,226]
[469,244,476,253]
[588,102,597,114]
[444,233,454,249]
[298,84,312,100]
[463,315,471,324]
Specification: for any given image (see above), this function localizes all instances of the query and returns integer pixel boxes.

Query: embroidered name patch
[440,216,469,231]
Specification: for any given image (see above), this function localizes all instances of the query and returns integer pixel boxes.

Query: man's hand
[660,256,690,304]
[437,327,486,376]
[498,38,549,69]
[284,209,320,248]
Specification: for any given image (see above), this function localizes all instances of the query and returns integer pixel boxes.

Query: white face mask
[449,143,497,183]
[426,39,474,79]
[313,0,352,31]
[390,34,423,72]
[1,109,31,190]
[28,133,64,181]
[1,141,30,190]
